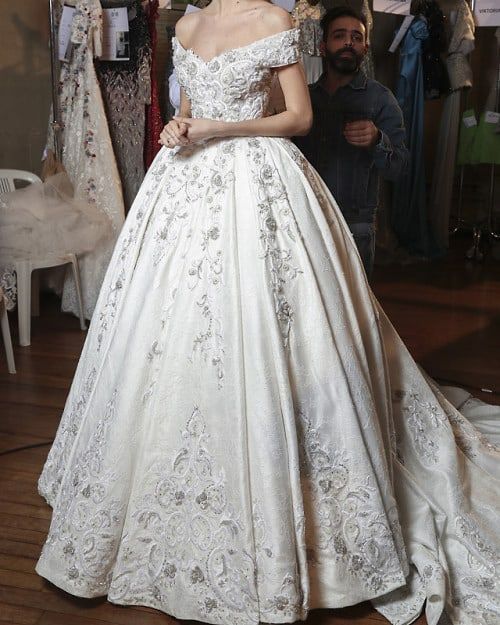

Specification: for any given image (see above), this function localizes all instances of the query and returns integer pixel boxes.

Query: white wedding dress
[36,28,500,625]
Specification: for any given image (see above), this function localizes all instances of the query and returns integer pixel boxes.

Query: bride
[36,2,499,625]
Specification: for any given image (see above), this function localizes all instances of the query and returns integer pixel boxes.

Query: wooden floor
[1,234,499,625]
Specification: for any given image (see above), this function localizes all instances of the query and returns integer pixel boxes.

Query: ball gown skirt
[36,136,500,625]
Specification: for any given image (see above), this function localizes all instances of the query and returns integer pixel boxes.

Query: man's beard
[325,48,363,75]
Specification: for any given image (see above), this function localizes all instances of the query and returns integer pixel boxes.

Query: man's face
[321,16,368,75]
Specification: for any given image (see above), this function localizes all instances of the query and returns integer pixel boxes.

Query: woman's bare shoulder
[255,3,293,35]
[175,11,203,45]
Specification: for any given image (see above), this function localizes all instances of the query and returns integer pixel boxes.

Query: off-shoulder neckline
[173,27,299,66]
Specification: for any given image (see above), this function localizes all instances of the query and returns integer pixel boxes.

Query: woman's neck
[207,0,258,16]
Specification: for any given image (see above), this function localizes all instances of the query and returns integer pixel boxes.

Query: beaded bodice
[172,28,300,121]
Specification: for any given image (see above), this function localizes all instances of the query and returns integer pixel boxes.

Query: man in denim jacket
[294,6,408,277]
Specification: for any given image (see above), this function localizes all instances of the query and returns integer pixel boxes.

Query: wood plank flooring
[0,234,498,625]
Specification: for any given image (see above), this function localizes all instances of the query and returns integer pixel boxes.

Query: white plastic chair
[0,286,15,374]
[0,169,86,346]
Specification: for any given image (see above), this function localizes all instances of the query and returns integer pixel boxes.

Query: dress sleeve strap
[257,28,301,68]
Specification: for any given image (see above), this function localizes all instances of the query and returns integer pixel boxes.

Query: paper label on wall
[474,0,500,27]
[101,7,130,61]
[485,111,500,124]
[463,114,477,128]
[58,6,76,62]
[374,0,411,16]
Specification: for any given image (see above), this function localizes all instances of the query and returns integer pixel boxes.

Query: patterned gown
[37,28,500,625]
[53,0,125,318]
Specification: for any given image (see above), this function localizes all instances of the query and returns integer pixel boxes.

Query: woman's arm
[175,61,312,141]
[159,17,194,148]
[160,87,192,148]
[166,8,313,145]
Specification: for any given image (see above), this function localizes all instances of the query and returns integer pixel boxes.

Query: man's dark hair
[320,6,368,42]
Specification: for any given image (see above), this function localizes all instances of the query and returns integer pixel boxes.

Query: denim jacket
[294,72,408,224]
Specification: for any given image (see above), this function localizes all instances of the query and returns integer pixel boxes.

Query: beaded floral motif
[392,390,449,464]
[40,390,122,590]
[450,515,500,624]
[297,412,405,594]
[247,138,302,346]
[38,368,97,505]
[172,28,300,123]
[95,157,171,353]
[252,500,305,620]
[187,143,235,388]
[108,407,259,623]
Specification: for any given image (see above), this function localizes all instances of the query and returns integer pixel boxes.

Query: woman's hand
[173,117,220,143]
[159,119,189,148]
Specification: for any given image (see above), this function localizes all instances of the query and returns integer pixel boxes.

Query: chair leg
[69,255,87,330]
[1,307,16,374]
[16,261,32,346]
[31,269,40,317]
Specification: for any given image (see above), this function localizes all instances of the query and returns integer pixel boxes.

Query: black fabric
[413,0,449,100]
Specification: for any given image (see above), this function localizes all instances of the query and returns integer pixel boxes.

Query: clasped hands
[159,117,216,148]
[159,116,380,149]
[343,120,380,148]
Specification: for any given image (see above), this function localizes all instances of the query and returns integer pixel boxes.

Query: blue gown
[391,18,442,257]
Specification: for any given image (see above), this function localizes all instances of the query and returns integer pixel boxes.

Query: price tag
[485,111,500,125]
[101,7,130,61]
[58,6,75,62]
[374,0,411,16]
[474,0,500,27]
[463,114,477,128]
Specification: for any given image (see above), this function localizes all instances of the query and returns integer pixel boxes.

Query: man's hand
[343,120,380,148]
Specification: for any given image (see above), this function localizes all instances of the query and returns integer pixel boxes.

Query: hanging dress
[360,0,375,79]
[144,0,164,169]
[53,0,125,319]
[97,0,152,210]
[429,0,475,248]
[292,0,325,85]
[391,18,441,257]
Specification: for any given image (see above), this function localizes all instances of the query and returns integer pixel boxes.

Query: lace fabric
[446,0,475,91]
[49,0,125,319]
[291,0,325,57]
[97,0,152,210]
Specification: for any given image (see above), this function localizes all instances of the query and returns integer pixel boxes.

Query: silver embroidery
[393,390,449,464]
[38,368,97,505]
[108,407,259,623]
[298,412,404,593]
[247,138,302,346]
[40,390,122,590]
